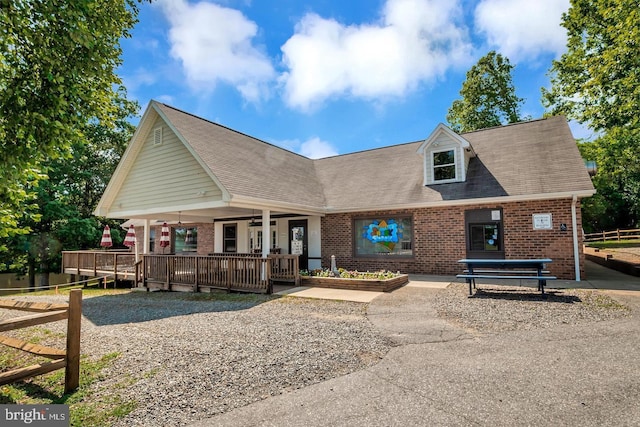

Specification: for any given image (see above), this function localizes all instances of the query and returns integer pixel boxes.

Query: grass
[586,240,640,249]
[0,337,136,427]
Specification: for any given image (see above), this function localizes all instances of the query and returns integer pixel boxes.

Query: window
[248,222,277,252]
[433,149,456,181]
[149,229,155,252]
[223,224,237,253]
[354,217,413,257]
[175,227,197,253]
[469,224,500,251]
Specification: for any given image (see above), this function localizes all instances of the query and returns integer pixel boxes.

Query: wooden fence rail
[584,228,640,243]
[0,289,82,393]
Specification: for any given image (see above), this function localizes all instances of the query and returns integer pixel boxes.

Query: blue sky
[119,0,592,158]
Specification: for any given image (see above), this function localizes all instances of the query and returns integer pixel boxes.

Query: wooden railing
[62,251,300,294]
[269,254,300,285]
[143,254,271,293]
[584,228,640,242]
[0,289,82,393]
[62,250,137,282]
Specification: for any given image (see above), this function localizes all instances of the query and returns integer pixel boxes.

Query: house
[94,101,595,280]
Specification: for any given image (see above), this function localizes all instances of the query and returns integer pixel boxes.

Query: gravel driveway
[1,283,634,426]
[0,291,391,426]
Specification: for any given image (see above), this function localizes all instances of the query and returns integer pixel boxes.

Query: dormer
[416,123,476,186]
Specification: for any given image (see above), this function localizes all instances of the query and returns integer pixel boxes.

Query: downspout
[571,195,581,281]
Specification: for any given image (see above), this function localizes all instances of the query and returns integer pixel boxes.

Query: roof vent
[153,127,162,146]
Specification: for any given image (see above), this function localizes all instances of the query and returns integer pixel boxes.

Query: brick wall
[196,223,214,255]
[321,198,584,279]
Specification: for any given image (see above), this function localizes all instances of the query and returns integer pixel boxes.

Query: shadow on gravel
[81,291,280,326]
[470,288,581,303]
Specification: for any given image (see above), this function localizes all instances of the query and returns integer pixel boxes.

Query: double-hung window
[432,149,456,182]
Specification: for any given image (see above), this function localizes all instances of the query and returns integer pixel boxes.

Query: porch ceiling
[122,206,298,226]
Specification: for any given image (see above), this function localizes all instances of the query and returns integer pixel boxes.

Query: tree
[542,0,639,132]
[0,1,143,257]
[9,96,138,287]
[446,51,525,133]
[543,0,640,230]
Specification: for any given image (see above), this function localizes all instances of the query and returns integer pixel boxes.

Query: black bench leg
[540,279,546,298]
[468,279,473,296]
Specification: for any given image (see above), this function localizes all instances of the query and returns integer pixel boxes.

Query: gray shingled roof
[155,103,594,212]
[156,103,327,209]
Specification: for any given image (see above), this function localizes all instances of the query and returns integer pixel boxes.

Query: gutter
[571,195,581,281]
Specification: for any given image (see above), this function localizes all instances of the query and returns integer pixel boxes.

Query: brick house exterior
[98,101,595,281]
[321,199,583,280]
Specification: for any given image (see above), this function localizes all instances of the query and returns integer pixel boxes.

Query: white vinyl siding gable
[111,116,224,213]
[423,141,463,186]
[419,124,473,186]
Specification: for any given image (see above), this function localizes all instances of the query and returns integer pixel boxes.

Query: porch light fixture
[178,211,182,226]
[249,210,256,226]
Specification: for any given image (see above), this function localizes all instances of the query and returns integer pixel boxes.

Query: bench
[457,259,557,297]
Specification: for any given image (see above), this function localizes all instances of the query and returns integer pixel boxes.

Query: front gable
[95,102,229,218]
[416,123,476,186]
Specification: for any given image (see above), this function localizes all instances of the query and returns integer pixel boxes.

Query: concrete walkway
[274,261,640,303]
[191,262,640,426]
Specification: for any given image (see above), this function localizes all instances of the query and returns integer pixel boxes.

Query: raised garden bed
[300,274,409,292]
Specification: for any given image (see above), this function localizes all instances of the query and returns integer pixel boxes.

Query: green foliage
[578,129,640,231]
[447,51,525,133]
[302,268,401,279]
[542,0,639,132]
[0,1,143,264]
[544,0,640,231]
[9,97,138,277]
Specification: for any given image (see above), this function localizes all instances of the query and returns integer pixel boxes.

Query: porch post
[261,209,271,258]
[143,219,150,254]
[261,210,271,284]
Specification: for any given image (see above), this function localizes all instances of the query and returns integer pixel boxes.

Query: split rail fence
[584,228,640,243]
[0,289,82,393]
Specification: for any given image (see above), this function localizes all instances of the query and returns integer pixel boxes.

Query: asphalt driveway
[191,265,640,427]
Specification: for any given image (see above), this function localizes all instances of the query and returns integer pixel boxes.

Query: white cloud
[273,137,339,159]
[475,0,569,62]
[280,0,473,110]
[299,137,339,159]
[158,0,275,102]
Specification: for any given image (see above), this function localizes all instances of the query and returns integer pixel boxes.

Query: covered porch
[62,250,299,294]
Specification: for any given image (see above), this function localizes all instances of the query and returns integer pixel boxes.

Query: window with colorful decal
[354,217,413,257]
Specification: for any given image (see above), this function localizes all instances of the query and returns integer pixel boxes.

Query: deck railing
[61,251,299,294]
[62,250,137,280]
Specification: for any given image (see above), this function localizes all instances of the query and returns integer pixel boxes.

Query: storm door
[288,219,308,270]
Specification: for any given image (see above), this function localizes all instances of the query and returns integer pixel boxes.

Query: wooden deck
[62,251,299,294]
